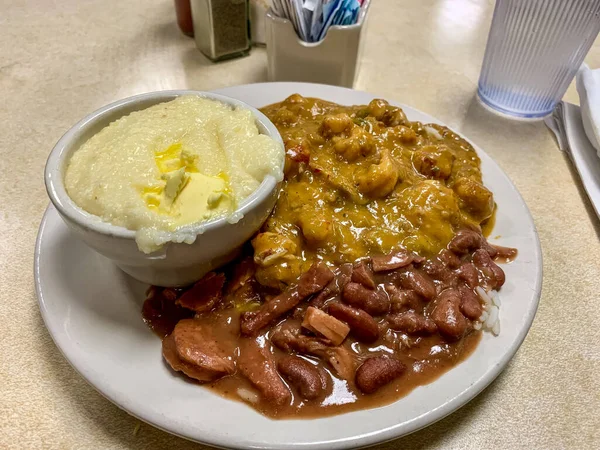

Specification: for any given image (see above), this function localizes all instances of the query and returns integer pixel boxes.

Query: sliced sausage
[161,287,178,302]
[310,263,352,308]
[176,272,225,313]
[355,356,406,394]
[238,339,291,406]
[328,302,379,343]
[142,290,194,338]
[371,250,424,272]
[162,319,235,382]
[296,262,336,298]
[241,262,334,335]
[226,257,255,294]
[162,334,215,382]
[351,260,376,289]
[241,289,301,336]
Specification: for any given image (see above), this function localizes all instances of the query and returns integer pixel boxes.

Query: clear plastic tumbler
[478,0,600,118]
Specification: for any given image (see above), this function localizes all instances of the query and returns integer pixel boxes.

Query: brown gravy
[206,313,480,418]
[143,241,494,419]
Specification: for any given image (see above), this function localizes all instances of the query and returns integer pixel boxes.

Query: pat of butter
[155,143,186,173]
[161,167,188,210]
[142,142,233,226]
[171,172,232,226]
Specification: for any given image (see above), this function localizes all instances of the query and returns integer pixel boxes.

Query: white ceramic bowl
[44,90,284,287]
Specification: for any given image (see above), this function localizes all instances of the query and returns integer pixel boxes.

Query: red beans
[386,286,422,312]
[431,289,468,339]
[355,356,406,394]
[387,311,437,335]
[277,356,327,400]
[342,283,390,315]
[328,302,380,343]
[472,249,506,289]
[459,284,483,320]
[448,229,483,254]
[398,269,436,300]
[456,262,479,289]
[438,249,462,269]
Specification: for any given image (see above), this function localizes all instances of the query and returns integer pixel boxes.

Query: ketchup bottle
[174,0,194,37]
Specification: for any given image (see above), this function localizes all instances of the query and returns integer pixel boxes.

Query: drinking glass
[478,0,600,118]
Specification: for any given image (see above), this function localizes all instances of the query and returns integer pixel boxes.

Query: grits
[64,95,283,253]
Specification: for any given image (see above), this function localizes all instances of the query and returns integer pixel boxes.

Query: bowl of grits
[45,91,284,286]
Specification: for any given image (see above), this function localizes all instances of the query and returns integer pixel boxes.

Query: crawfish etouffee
[143,95,516,419]
[255,95,494,289]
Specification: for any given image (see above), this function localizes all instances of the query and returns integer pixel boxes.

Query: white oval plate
[35,82,542,449]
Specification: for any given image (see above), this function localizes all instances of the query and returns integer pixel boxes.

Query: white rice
[237,387,259,404]
[475,286,501,336]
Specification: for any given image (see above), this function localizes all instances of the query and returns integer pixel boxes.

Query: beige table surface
[1,0,599,448]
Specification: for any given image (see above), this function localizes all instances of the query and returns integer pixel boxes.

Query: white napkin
[576,64,600,155]
[545,78,600,218]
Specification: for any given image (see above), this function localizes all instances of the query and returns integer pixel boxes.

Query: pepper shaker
[191,0,251,61]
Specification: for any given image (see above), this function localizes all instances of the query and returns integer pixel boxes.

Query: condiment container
[191,0,251,61]
[175,0,194,37]
[249,0,269,45]
[265,0,370,88]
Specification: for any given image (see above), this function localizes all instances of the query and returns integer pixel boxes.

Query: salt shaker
[191,0,251,61]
